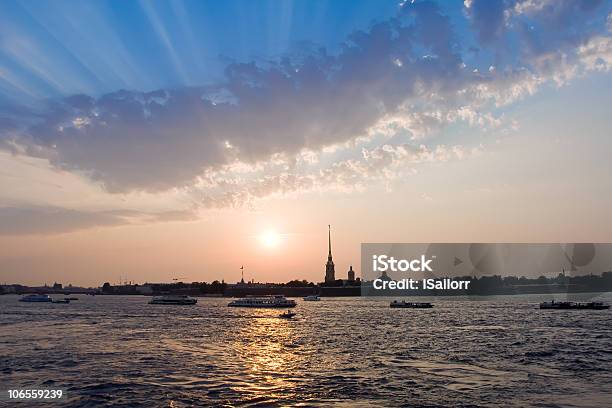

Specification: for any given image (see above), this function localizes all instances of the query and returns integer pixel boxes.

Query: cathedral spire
[328,224,332,260]
[325,224,335,283]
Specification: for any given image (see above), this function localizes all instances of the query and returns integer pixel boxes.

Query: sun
[259,230,281,248]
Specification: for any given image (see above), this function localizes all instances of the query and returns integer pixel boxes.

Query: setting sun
[259,231,281,248]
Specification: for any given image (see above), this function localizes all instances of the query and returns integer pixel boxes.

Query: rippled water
[1,294,612,407]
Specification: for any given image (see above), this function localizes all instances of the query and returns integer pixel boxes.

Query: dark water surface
[1,294,612,407]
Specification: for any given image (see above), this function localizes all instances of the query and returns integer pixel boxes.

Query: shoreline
[3,290,612,298]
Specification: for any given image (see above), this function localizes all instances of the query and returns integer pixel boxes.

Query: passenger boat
[279,311,296,318]
[52,299,70,304]
[303,295,320,301]
[390,300,433,308]
[19,294,52,302]
[539,300,610,310]
[148,295,197,305]
[228,295,297,308]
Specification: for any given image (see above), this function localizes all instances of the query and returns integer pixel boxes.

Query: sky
[0,0,611,286]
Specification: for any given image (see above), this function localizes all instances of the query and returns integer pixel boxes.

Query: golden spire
[328,224,332,259]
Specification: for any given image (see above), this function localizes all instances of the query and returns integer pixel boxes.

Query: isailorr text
[372,278,471,290]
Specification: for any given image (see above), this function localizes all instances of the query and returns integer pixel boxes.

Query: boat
[279,311,296,319]
[65,297,79,301]
[19,294,52,303]
[390,300,433,308]
[52,299,70,304]
[228,295,297,308]
[303,295,320,301]
[148,295,197,305]
[539,300,610,310]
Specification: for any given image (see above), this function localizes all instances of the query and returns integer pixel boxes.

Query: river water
[1,294,611,407]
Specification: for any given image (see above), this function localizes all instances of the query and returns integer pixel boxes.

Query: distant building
[239,265,245,285]
[325,225,336,283]
[135,285,153,295]
[52,282,62,290]
[348,265,355,281]
[0,285,16,294]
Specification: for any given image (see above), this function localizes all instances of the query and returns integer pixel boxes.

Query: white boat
[303,295,320,301]
[540,300,610,310]
[390,300,433,308]
[19,294,52,303]
[149,295,197,305]
[228,295,297,308]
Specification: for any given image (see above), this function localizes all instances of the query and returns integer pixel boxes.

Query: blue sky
[0,0,405,103]
[4,0,597,105]
[0,0,611,284]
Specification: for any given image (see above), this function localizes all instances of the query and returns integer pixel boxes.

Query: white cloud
[578,36,612,72]
[189,143,482,209]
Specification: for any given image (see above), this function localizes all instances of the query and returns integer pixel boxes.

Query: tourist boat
[52,298,70,304]
[148,295,197,305]
[303,295,320,301]
[539,300,610,310]
[279,311,296,319]
[19,294,52,303]
[228,295,297,308]
[390,300,433,308]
